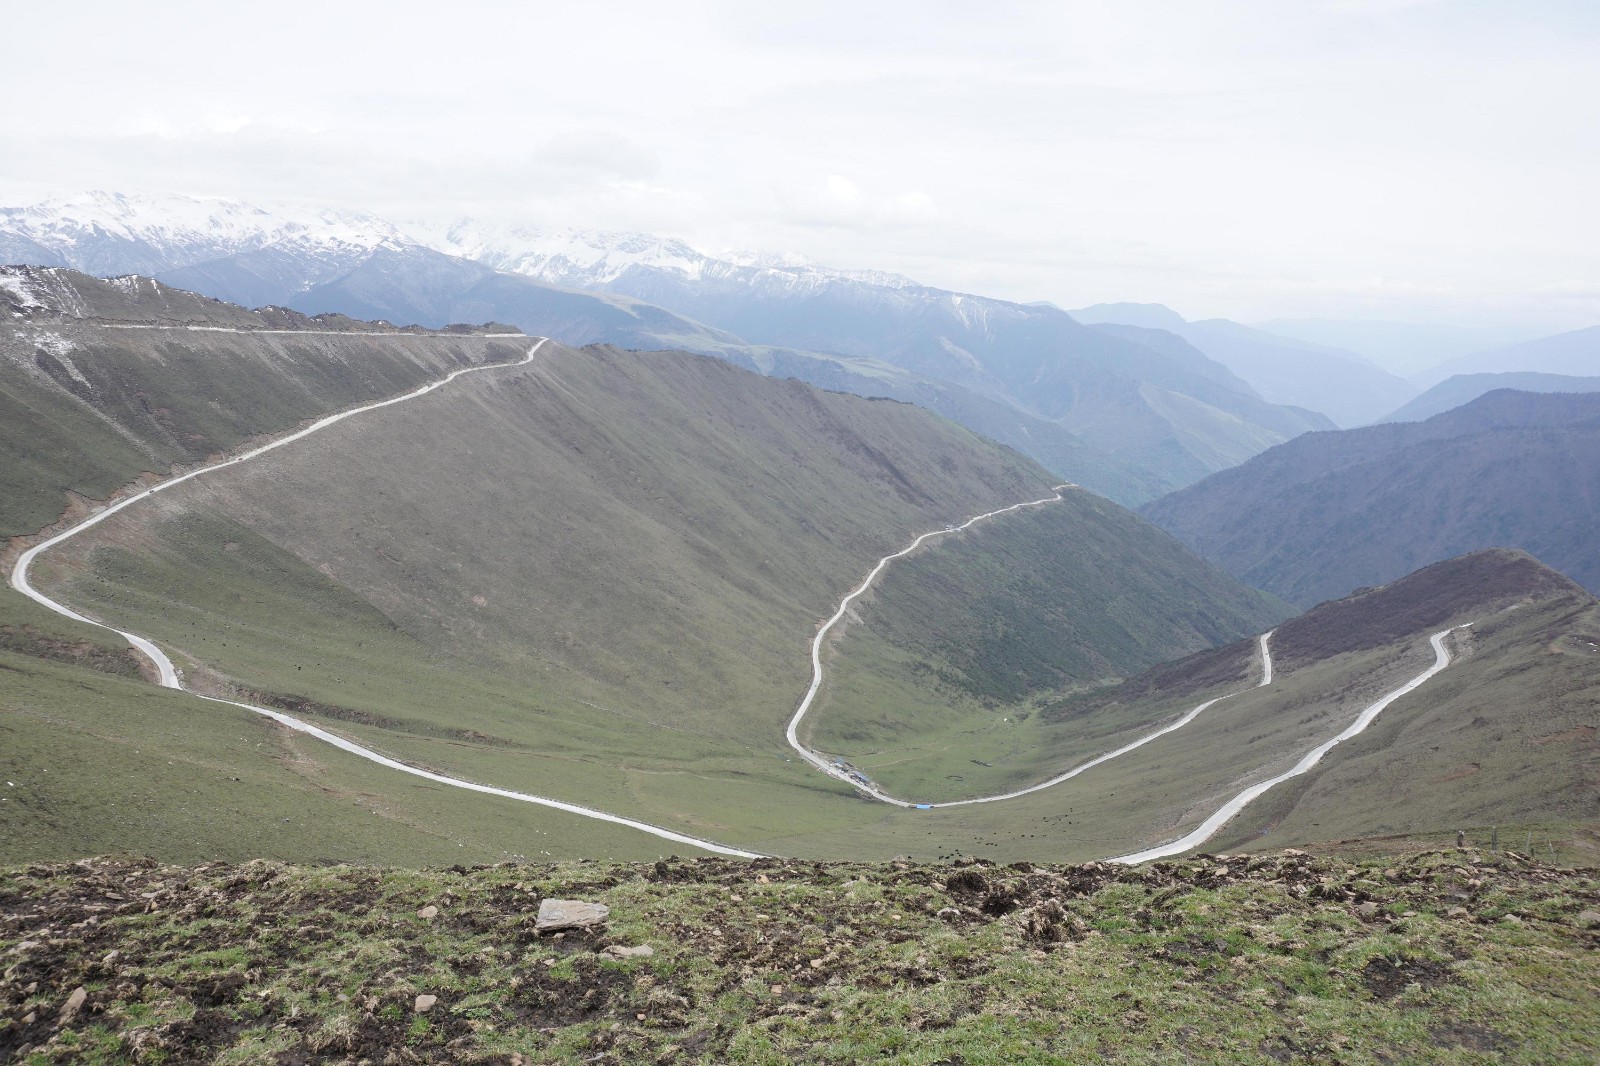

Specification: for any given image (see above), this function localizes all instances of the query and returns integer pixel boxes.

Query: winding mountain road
[784,495,1278,809]
[10,335,764,860]
[1109,625,1470,864]
[11,329,1476,864]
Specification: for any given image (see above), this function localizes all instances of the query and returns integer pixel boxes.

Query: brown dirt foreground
[2,851,1596,1065]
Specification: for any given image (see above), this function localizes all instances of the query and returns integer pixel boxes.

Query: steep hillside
[0,266,527,538]
[4,850,1596,1064]
[296,218,1333,495]
[558,265,1329,482]
[1205,550,1600,850]
[1074,302,1416,427]
[5,193,1333,496]
[805,495,1284,800]
[1382,371,1600,423]
[791,548,1597,863]
[10,287,1278,862]
[1141,390,1600,607]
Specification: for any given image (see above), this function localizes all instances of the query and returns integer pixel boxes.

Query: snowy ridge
[414,217,922,293]
[0,192,416,280]
[2,191,924,303]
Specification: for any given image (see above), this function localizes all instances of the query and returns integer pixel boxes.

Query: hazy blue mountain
[1073,303,1416,427]
[428,223,1332,487]
[1411,325,1600,389]
[1382,372,1600,423]
[1258,317,1551,379]
[1141,389,1600,607]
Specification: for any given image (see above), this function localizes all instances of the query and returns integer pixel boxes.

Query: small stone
[757,874,770,883]
[417,905,439,920]
[602,944,654,960]
[1576,909,1600,927]
[770,984,784,994]
[808,958,824,969]
[1282,848,1307,858]
[23,982,36,995]
[510,1055,526,1066]
[1356,902,1379,918]
[536,899,610,932]
[636,1012,647,1021]
[337,993,350,1003]
[541,958,556,967]
[21,1012,36,1025]
[1446,906,1470,919]
[1501,914,1524,925]
[59,986,87,1022]
[730,895,743,903]
[414,994,438,1013]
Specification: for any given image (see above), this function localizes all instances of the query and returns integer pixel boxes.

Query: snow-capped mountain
[0,191,412,281]
[414,218,921,294]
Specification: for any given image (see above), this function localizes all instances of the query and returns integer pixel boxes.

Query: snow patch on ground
[0,270,40,308]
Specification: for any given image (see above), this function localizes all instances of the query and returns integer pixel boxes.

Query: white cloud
[2,1,1597,328]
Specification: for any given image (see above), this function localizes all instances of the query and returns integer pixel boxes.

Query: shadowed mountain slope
[1141,390,1600,607]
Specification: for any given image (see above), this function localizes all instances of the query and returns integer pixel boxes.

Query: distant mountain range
[1257,318,1549,379]
[1410,325,1600,389]
[1141,389,1600,607]
[0,192,1337,504]
[1070,302,1416,427]
[1381,371,1600,424]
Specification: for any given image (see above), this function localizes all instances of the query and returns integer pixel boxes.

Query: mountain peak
[0,191,416,279]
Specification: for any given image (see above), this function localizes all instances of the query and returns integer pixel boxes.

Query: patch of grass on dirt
[2,849,1596,1064]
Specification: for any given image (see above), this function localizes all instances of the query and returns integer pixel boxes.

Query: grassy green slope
[18,340,1292,861]
[0,589,696,867]
[806,495,1285,800]
[23,343,1087,855]
[790,551,1598,862]
[1215,581,1600,851]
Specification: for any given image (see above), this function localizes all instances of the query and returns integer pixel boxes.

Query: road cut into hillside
[9,334,764,860]
[786,501,1278,809]
[1109,624,1471,864]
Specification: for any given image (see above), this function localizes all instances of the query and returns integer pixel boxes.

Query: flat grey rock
[536,898,610,932]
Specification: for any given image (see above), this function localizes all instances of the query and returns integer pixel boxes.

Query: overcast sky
[3,1,1597,328]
